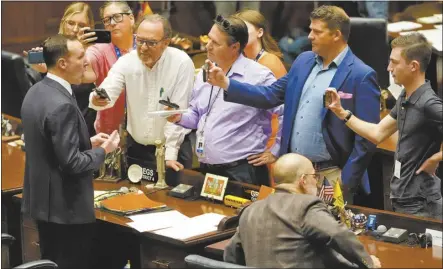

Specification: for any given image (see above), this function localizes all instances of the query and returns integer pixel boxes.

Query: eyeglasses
[135,36,165,48]
[65,20,88,29]
[303,173,325,187]
[215,14,236,34]
[102,12,131,26]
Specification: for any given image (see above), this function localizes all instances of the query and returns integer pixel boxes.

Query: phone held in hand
[323,90,334,107]
[159,99,179,109]
[27,51,45,64]
[84,29,111,43]
[94,88,111,101]
[202,62,209,82]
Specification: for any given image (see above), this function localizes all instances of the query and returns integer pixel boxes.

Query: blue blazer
[226,49,380,193]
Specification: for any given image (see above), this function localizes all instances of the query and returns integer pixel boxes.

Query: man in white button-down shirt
[89,14,195,172]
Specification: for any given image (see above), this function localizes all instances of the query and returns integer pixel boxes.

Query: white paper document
[425,228,443,247]
[435,25,442,30]
[145,109,188,118]
[126,210,190,232]
[152,213,227,240]
[387,21,422,33]
[417,29,443,52]
[417,14,443,24]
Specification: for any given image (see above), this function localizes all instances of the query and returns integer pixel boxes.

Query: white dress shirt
[46,72,72,95]
[89,47,195,161]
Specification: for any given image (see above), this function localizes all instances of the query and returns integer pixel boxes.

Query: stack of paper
[387,21,422,33]
[126,210,190,232]
[417,14,442,24]
[153,213,227,240]
[418,29,443,52]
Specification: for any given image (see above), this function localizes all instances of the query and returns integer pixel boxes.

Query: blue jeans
[392,197,443,220]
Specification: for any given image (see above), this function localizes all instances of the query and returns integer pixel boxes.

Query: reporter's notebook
[100,193,169,216]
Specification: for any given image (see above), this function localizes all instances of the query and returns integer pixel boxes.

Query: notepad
[387,21,422,33]
[417,14,442,24]
[100,192,167,216]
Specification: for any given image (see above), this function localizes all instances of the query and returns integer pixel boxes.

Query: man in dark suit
[224,153,381,268]
[21,34,120,269]
[206,5,380,204]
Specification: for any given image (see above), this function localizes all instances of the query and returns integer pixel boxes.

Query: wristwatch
[344,110,353,123]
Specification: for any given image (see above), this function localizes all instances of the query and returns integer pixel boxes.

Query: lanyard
[200,66,233,134]
[113,36,137,59]
[254,48,265,62]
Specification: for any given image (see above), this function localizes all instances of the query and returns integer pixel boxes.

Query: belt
[313,160,338,171]
[202,159,248,169]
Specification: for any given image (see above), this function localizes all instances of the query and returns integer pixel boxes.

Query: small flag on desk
[319,180,334,203]
[333,180,345,210]
[139,1,153,16]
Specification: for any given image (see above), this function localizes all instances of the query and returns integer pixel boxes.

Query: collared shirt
[89,47,195,161]
[290,46,349,162]
[46,72,72,95]
[178,54,282,164]
[86,40,135,134]
[390,81,443,201]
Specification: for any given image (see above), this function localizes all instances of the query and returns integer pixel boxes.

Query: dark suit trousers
[200,161,270,186]
[37,221,95,269]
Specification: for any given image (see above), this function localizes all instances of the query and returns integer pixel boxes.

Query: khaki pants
[318,167,354,204]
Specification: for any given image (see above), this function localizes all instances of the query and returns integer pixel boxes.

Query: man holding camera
[206,6,380,202]
[89,14,195,173]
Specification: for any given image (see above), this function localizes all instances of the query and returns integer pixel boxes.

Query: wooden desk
[1,135,25,266]
[205,206,443,268]
[16,172,248,268]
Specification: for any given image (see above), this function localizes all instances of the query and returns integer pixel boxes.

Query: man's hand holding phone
[78,27,98,46]
[164,106,182,123]
[91,88,111,107]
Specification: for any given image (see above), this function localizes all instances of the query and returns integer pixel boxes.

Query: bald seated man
[224,153,381,268]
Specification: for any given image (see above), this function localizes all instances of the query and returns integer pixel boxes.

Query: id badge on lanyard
[196,131,205,158]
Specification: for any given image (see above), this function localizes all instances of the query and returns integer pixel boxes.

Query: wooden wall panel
[1,1,103,54]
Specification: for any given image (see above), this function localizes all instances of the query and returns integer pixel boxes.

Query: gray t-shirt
[389,81,443,201]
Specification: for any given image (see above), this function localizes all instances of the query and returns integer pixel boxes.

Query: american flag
[319,180,334,203]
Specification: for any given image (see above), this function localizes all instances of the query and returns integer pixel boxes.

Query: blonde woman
[24,2,96,73]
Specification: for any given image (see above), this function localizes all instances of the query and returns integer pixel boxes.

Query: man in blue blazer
[206,5,380,203]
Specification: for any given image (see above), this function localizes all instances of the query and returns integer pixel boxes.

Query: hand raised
[206,60,229,89]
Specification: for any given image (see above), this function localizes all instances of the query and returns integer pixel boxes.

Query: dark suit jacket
[21,77,105,224]
[224,193,374,268]
[225,49,380,193]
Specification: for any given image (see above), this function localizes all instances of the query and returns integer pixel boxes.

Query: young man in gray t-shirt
[325,33,442,220]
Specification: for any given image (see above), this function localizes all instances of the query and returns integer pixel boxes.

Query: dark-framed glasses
[135,36,165,48]
[102,12,131,26]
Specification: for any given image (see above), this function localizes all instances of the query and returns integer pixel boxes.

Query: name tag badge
[196,134,205,158]
[394,160,401,179]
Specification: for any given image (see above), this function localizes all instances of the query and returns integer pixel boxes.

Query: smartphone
[94,88,111,100]
[323,91,333,107]
[84,29,111,43]
[202,62,209,82]
[159,99,179,109]
[27,51,45,64]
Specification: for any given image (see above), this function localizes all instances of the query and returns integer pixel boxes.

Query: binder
[100,192,169,216]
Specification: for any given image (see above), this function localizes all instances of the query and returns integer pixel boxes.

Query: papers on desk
[126,211,227,239]
[426,228,443,247]
[153,213,226,240]
[387,21,422,33]
[417,14,443,24]
[126,210,190,232]
[417,29,443,52]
